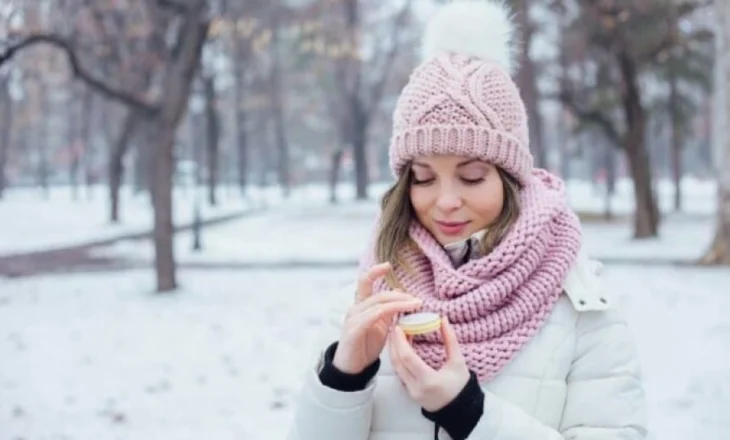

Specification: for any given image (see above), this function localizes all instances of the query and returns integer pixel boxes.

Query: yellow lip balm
[397,312,442,336]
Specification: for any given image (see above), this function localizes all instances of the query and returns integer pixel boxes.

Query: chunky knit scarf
[362,169,582,382]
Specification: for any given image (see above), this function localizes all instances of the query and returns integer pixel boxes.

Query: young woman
[286,1,647,439]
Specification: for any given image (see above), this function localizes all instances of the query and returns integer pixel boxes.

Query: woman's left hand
[388,316,470,412]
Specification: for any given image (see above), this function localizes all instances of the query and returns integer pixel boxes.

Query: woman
[287,1,647,439]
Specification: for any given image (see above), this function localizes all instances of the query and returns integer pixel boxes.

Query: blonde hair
[375,163,521,288]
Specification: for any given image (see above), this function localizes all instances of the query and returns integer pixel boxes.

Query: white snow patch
[0,265,728,439]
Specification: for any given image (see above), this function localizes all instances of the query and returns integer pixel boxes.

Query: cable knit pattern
[361,170,582,382]
[389,52,532,185]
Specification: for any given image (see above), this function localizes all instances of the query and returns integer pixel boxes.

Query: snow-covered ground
[0,185,260,256]
[1,182,729,440]
[0,264,728,440]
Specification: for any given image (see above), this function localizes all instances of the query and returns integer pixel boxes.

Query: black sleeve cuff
[317,341,381,392]
[421,370,484,440]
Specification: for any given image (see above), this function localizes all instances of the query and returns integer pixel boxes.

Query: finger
[355,291,420,313]
[441,316,464,363]
[392,326,433,379]
[353,300,422,331]
[355,262,392,302]
[388,331,418,387]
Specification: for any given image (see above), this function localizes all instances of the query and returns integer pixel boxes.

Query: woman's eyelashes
[411,177,435,186]
[411,175,485,186]
[460,177,485,185]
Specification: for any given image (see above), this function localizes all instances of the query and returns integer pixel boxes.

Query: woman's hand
[332,262,423,375]
[389,316,470,412]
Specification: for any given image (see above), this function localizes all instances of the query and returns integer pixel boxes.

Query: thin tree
[0,0,211,292]
[702,0,730,265]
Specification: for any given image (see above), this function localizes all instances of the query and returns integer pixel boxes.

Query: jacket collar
[563,252,612,312]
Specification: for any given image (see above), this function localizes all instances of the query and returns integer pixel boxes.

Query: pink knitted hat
[389,0,533,185]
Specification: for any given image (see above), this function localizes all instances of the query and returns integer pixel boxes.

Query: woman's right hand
[332,262,423,375]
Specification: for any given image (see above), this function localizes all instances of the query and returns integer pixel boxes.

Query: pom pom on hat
[422,0,518,75]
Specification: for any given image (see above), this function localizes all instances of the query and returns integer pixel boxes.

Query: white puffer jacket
[286,255,648,440]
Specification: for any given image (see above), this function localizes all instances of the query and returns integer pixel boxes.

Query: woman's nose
[435,188,463,212]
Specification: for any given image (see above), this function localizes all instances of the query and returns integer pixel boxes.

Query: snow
[0,265,729,440]
[0,183,383,257]
[0,268,355,440]
[0,185,257,256]
[1,187,729,440]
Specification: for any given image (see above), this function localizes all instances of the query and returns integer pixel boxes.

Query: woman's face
[409,155,504,245]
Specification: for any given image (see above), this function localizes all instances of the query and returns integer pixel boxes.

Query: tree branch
[0,34,157,114]
[157,0,188,14]
[365,0,412,119]
[553,90,623,148]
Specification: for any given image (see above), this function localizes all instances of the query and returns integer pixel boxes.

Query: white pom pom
[422,0,518,74]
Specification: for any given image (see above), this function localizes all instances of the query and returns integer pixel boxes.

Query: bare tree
[0,0,211,292]
[0,73,11,198]
[321,0,412,201]
[203,73,220,205]
[511,0,546,169]
[229,15,255,194]
[268,6,291,197]
[556,0,711,238]
[703,0,730,265]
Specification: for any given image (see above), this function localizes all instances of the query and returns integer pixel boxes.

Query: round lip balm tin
[397,312,442,336]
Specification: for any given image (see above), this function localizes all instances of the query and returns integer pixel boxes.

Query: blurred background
[0,0,729,438]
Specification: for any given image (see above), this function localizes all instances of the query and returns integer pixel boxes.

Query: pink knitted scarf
[363,169,582,382]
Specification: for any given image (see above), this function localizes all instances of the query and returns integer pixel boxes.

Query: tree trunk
[80,85,95,200]
[235,98,248,195]
[343,0,369,200]
[604,140,616,221]
[68,88,80,200]
[232,34,249,196]
[39,83,50,199]
[669,69,683,212]
[514,0,546,168]
[109,111,139,223]
[257,113,273,187]
[626,138,659,238]
[352,113,369,200]
[151,8,209,293]
[269,21,290,197]
[705,170,730,264]
[329,149,344,204]
[702,0,730,265]
[203,75,219,206]
[618,52,659,238]
[134,133,152,195]
[151,115,177,292]
[0,81,12,199]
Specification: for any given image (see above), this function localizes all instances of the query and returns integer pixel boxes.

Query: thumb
[441,316,464,363]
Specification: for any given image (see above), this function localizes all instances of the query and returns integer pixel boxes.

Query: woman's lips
[434,220,470,236]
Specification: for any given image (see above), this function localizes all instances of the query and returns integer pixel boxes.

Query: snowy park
[1,180,729,440]
[2,0,730,439]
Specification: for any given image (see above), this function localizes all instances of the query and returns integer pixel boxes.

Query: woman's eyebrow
[456,159,482,168]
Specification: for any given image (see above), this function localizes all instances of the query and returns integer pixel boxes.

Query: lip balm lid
[398,312,440,326]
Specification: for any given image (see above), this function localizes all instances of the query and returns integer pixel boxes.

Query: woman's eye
[460,177,485,185]
[412,177,435,185]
